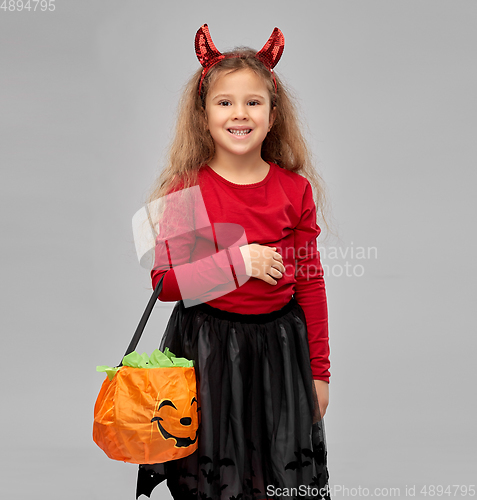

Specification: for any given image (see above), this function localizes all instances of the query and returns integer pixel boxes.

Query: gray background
[1,1,476,499]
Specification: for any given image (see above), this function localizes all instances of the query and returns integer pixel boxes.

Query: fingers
[263,275,278,286]
[268,264,284,279]
[270,247,284,264]
[270,249,285,274]
[266,246,285,284]
[248,244,286,285]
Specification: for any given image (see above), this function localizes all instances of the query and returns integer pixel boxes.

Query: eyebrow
[211,93,266,100]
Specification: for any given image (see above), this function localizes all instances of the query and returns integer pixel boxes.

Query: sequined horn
[195,24,285,97]
[255,27,285,71]
[195,24,224,69]
[195,24,225,95]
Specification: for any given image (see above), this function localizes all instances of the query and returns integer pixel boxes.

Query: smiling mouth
[228,129,252,136]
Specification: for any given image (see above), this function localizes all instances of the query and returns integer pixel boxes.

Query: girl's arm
[150,185,247,302]
[293,179,331,384]
[152,241,246,302]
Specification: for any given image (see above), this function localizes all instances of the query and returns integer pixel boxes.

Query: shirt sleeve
[150,184,247,302]
[293,179,331,383]
[152,245,247,302]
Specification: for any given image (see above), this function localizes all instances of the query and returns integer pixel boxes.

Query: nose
[232,103,249,119]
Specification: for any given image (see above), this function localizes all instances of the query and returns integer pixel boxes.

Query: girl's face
[204,69,276,163]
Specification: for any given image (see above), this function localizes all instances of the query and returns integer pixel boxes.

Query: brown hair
[147,46,336,240]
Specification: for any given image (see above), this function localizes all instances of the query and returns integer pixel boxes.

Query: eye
[218,100,231,106]
[248,100,260,106]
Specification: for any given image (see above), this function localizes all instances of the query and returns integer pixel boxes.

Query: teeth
[229,129,251,136]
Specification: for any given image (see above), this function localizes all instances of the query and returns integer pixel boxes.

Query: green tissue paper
[96,347,194,381]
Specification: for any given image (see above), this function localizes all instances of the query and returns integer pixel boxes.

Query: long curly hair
[146,46,335,240]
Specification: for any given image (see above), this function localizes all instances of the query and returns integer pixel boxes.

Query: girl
[137,24,332,500]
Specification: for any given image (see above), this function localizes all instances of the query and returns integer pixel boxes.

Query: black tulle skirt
[136,296,331,500]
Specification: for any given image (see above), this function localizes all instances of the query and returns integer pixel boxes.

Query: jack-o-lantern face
[151,397,199,448]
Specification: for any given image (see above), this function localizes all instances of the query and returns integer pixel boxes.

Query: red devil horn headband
[195,24,285,98]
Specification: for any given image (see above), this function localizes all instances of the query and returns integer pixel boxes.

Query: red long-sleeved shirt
[151,161,330,382]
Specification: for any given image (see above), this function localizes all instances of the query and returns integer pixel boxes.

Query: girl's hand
[313,379,329,421]
[239,244,285,285]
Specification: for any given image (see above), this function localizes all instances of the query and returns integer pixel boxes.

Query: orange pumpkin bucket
[93,348,200,464]
[92,275,200,464]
